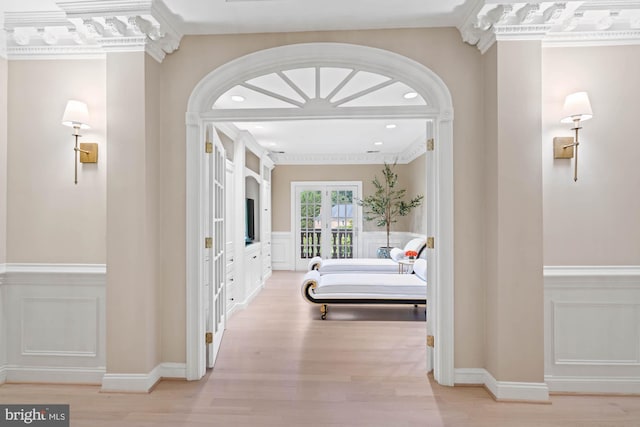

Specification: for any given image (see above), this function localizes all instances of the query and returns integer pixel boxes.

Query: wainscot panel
[544,266,640,394]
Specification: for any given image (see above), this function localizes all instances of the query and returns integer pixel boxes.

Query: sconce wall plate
[79,142,98,163]
[553,136,575,159]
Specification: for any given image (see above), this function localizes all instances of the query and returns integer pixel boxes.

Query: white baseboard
[454,368,486,385]
[101,362,186,393]
[159,362,186,379]
[546,375,640,394]
[236,283,263,311]
[3,365,105,385]
[485,372,550,402]
[455,368,550,402]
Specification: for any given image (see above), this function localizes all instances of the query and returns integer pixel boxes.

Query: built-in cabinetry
[218,126,274,318]
[225,159,237,314]
[261,166,272,279]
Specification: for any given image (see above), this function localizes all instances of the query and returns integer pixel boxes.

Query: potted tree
[358,163,424,258]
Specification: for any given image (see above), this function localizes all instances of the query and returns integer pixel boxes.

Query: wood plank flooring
[1,271,639,426]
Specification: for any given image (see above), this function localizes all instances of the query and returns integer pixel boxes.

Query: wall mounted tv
[245,198,255,244]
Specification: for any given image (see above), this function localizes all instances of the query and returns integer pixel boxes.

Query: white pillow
[389,247,404,261]
[404,238,426,253]
[413,259,427,281]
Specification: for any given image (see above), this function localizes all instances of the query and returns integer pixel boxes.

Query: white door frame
[291,181,363,270]
[186,43,454,385]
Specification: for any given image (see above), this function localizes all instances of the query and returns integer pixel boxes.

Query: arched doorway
[185,43,454,385]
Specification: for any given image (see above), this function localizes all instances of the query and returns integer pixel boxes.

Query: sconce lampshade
[561,91,593,123]
[62,100,90,129]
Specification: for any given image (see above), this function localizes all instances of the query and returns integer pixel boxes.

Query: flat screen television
[245,198,255,244]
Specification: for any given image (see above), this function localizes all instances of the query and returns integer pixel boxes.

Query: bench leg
[320,304,327,320]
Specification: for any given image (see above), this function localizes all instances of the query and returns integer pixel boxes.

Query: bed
[302,259,427,319]
[307,237,426,275]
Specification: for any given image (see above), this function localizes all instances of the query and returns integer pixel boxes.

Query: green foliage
[357,163,424,248]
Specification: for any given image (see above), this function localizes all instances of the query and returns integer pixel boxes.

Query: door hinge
[427,335,434,348]
[426,236,435,249]
[205,237,213,249]
[205,332,213,344]
[426,138,434,152]
[205,142,213,154]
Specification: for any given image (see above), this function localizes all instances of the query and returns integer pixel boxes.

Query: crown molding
[458,1,640,53]
[1,0,183,62]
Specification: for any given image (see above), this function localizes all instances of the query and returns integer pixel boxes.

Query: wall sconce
[61,100,98,184]
[553,91,593,182]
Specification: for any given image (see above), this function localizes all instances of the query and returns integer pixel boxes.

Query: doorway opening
[186,42,454,385]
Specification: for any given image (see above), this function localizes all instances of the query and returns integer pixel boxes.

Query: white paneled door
[204,125,226,368]
[293,182,361,270]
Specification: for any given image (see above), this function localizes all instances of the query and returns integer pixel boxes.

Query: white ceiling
[0,0,468,34]
[162,0,468,35]
[234,119,426,156]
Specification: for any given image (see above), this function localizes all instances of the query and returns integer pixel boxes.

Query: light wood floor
[1,271,639,426]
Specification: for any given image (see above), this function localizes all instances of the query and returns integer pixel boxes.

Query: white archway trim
[186,42,455,386]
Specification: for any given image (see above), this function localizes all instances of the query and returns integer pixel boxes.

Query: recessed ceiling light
[403,92,418,99]
[231,95,245,102]
[373,141,383,146]
[267,142,277,147]
[385,124,397,129]
[254,125,264,129]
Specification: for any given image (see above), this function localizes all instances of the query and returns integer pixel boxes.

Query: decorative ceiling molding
[458,1,640,53]
[1,0,182,62]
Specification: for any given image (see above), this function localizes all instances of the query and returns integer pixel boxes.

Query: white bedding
[313,272,426,300]
[307,237,426,275]
[309,257,399,274]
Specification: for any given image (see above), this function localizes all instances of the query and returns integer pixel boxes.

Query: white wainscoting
[0,264,106,385]
[271,231,424,271]
[272,232,294,270]
[544,266,640,394]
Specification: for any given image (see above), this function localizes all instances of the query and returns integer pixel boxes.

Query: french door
[293,182,362,270]
[204,125,226,368]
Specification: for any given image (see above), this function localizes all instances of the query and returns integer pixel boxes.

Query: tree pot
[376,246,393,259]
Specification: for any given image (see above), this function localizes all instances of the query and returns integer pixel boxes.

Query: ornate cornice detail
[458,1,640,53]
[1,0,182,62]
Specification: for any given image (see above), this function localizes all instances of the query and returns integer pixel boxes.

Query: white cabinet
[225,160,237,315]
[245,243,262,298]
[221,127,274,317]
[261,176,272,280]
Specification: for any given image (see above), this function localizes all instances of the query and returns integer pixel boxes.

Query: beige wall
[6,60,106,263]
[542,45,640,265]
[405,154,426,234]
[484,41,544,383]
[106,52,160,374]
[271,162,419,234]
[482,44,497,383]
[160,28,486,367]
[0,56,7,264]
